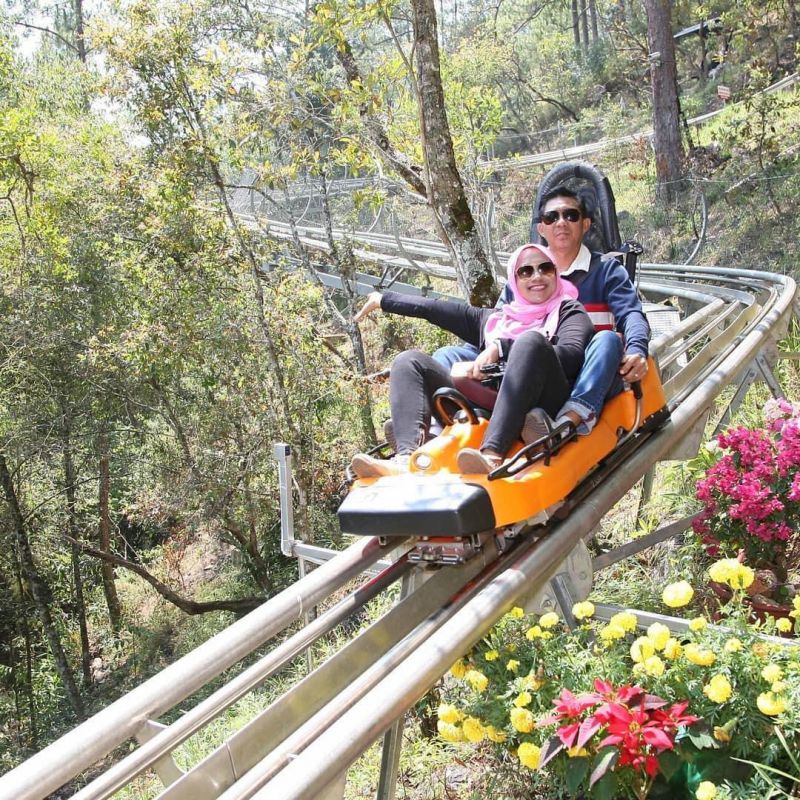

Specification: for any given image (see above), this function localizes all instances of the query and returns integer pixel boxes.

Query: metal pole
[274,443,295,557]
[375,571,417,800]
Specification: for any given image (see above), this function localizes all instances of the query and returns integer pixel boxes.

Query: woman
[352,243,594,476]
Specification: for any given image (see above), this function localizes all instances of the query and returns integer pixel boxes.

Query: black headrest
[529,161,622,253]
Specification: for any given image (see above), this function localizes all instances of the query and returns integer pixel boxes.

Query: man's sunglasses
[540,208,583,225]
[516,261,556,279]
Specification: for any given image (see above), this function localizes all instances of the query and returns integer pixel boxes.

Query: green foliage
[439,587,800,799]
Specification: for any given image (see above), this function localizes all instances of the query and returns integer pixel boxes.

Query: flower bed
[692,398,800,581]
[436,562,800,799]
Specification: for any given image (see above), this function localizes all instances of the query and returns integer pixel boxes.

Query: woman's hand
[468,342,500,380]
[353,291,383,323]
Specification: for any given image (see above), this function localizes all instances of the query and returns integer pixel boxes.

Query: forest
[1,0,800,796]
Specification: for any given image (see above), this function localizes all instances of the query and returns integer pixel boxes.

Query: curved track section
[0,265,794,800]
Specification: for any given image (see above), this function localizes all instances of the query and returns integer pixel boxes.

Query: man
[433,184,649,438]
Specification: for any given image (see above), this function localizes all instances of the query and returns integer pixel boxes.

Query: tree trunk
[580,0,590,50]
[317,172,377,445]
[61,413,92,686]
[13,552,37,745]
[335,40,427,197]
[589,0,599,41]
[0,453,84,719]
[643,0,685,203]
[572,0,581,49]
[74,0,86,62]
[99,430,122,630]
[410,0,498,306]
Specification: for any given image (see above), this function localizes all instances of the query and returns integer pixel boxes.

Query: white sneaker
[351,453,410,479]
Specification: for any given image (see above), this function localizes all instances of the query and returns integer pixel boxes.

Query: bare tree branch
[67,537,266,615]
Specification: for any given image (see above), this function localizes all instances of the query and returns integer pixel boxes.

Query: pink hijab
[483,243,578,344]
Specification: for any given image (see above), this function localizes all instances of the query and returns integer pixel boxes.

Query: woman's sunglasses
[516,261,556,279]
[540,208,583,225]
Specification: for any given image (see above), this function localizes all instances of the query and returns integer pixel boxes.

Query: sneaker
[383,419,397,452]
[521,408,556,444]
[351,453,410,479]
[383,419,435,452]
[457,448,503,475]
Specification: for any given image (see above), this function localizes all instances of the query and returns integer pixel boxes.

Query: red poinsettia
[537,679,699,795]
[595,701,676,777]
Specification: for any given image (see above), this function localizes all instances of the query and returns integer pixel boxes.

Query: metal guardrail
[0,264,794,800]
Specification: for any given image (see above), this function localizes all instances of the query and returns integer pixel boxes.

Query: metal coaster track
[0,262,795,800]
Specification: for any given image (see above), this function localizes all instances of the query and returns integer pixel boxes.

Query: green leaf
[592,771,619,800]
[565,756,589,796]
[590,747,619,787]
[686,728,718,750]
[538,735,565,769]
[658,749,682,779]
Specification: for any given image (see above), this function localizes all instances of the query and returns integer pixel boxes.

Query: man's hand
[354,291,383,323]
[619,353,648,383]
[468,342,500,380]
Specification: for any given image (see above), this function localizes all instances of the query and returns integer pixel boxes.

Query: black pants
[389,331,570,456]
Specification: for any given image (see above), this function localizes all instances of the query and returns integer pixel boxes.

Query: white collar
[559,244,591,278]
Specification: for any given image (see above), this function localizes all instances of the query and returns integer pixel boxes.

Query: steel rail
[253,271,796,800]
[70,556,415,800]
[209,536,548,800]
[0,267,794,800]
[0,536,408,800]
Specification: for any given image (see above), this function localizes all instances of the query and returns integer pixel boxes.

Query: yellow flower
[486,725,506,743]
[518,741,541,770]
[685,644,716,667]
[647,622,671,650]
[599,623,626,643]
[689,616,708,632]
[708,558,754,589]
[703,674,732,704]
[567,746,590,757]
[523,673,544,691]
[776,618,792,633]
[506,659,520,672]
[664,638,683,660]
[632,662,646,675]
[761,664,783,683]
[610,611,638,632]
[450,659,467,679]
[508,606,525,619]
[438,704,463,724]
[510,707,535,733]
[752,642,769,658]
[462,716,485,742]
[644,655,665,677]
[663,580,694,608]
[572,601,595,620]
[526,625,544,640]
[791,596,800,618]
[631,636,656,663]
[465,669,489,692]
[484,649,499,662]
[514,691,532,707]
[437,720,464,742]
[696,780,717,800]
[713,726,731,743]
[757,691,787,716]
[724,638,743,653]
[772,681,786,693]
[539,612,560,629]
